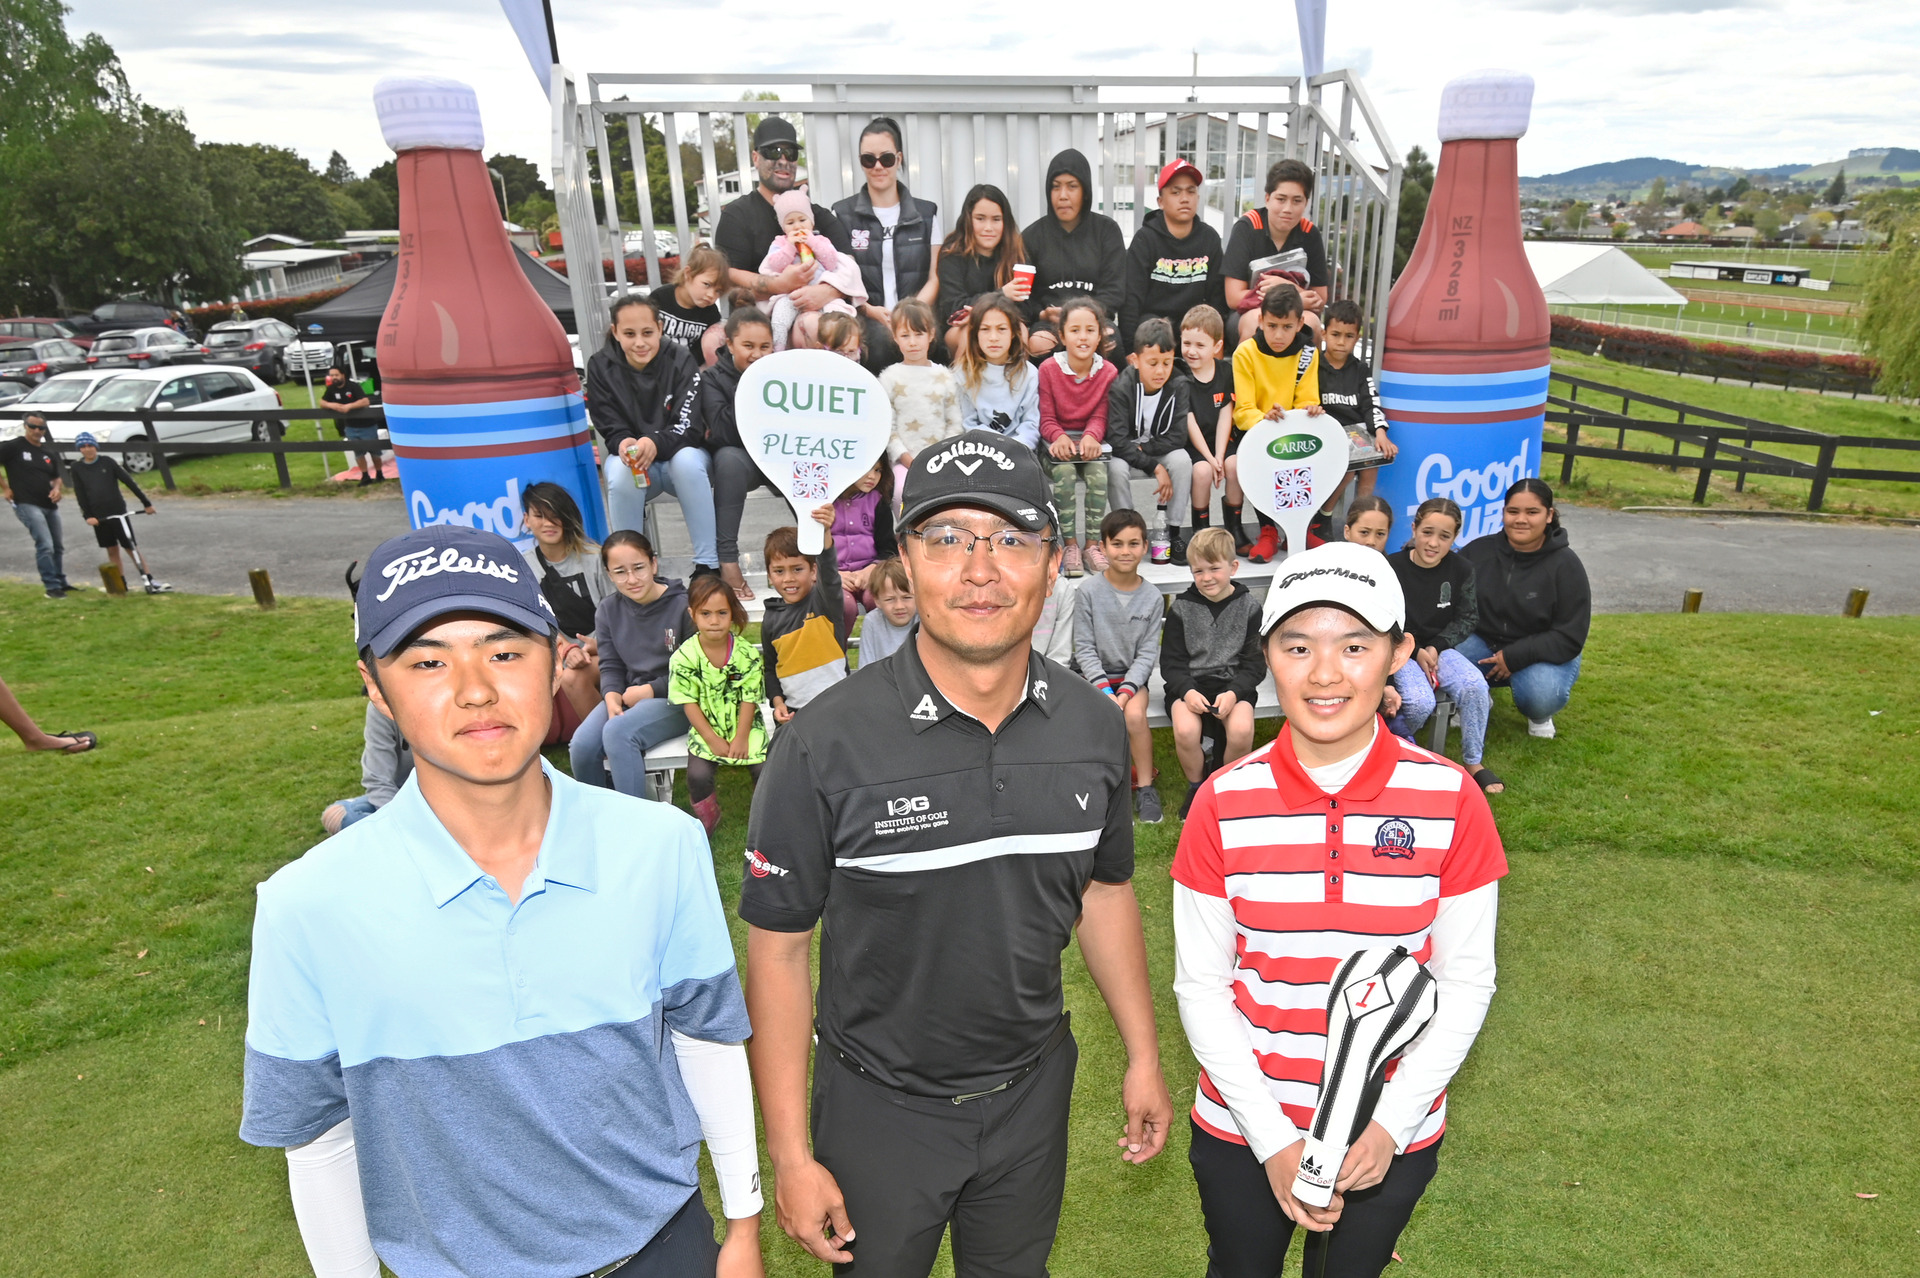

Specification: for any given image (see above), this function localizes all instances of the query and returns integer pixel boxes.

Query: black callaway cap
[896,430,1059,535]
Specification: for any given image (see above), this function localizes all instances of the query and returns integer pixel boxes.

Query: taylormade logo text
[1276,564,1378,592]
[376,546,522,602]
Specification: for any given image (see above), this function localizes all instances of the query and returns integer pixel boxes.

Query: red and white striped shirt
[1171,725,1507,1154]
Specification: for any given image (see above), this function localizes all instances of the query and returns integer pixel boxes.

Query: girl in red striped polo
[1172,542,1507,1278]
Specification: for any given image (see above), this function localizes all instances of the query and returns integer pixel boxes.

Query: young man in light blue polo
[240,526,764,1278]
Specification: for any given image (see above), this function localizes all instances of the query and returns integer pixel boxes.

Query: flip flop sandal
[52,730,98,754]
[1472,767,1504,793]
[732,582,757,604]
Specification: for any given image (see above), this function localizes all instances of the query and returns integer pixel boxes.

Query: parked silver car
[86,327,210,370]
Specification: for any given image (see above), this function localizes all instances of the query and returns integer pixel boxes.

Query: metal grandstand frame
[551,70,1401,359]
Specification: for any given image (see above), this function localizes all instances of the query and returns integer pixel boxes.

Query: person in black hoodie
[585,295,711,561]
[1105,317,1195,560]
[1023,147,1127,357]
[1387,497,1499,792]
[664,307,776,603]
[1123,159,1227,353]
[1457,478,1591,739]
[1161,526,1263,815]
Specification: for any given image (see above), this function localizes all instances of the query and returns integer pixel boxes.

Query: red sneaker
[1247,526,1282,563]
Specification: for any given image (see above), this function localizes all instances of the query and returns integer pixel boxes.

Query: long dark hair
[837,457,895,505]
[940,184,1024,289]
[522,481,592,556]
[1504,477,1560,530]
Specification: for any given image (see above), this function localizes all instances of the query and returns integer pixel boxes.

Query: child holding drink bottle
[934,184,1029,354]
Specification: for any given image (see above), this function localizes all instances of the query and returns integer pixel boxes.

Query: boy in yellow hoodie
[1229,283,1323,562]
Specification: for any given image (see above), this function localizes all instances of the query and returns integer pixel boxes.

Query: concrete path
[3,492,1916,615]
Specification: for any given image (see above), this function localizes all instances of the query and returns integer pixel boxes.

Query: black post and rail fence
[1542,373,1920,512]
[33,380,1920,515]
[40,407,389,493]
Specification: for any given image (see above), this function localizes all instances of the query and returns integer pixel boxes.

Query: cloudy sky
[67,0,1920,180]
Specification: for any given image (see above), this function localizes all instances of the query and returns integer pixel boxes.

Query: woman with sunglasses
[833,117,942,341]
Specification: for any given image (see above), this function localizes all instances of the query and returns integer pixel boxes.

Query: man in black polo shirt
[741,430,1172,1276]
[713,117,896,367]
[1,414,76,598]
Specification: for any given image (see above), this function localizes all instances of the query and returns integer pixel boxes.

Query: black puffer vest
[834,183,940,305]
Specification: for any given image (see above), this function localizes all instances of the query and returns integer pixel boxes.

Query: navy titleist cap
[897,430,1059,535]
[354,526,556,658]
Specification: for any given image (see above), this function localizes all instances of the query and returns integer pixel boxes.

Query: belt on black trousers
[827,1012,1073,1104]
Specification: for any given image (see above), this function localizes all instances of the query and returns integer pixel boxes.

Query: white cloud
[65,0,1920,182]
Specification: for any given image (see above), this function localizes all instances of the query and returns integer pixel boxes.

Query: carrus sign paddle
[1235,411,1351,564]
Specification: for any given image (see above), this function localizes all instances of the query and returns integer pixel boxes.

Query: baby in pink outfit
[760,189,863,349]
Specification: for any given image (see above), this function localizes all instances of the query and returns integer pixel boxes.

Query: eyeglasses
[859,151,899,170]
[760,143,799,163]
[608,564,654,580]
[905,525,1055,564]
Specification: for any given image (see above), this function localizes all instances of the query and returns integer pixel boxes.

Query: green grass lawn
[1559,301,1859,342]
[148,379,384,498]
[3,585,1917,1276]
[1548,351,1920,518]
[1615,246,1877,291]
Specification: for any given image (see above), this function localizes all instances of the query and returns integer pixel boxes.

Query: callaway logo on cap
[1258,542,1406,637]
[354,525,557,657]
[897,429,1059,534]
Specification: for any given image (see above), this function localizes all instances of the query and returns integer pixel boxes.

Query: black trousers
[600,1189,718,1277]
[1188,1119,1440,1278]
[811,1034,1078,1277]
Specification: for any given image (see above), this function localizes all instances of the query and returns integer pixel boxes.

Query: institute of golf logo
[1372,818,1418,859]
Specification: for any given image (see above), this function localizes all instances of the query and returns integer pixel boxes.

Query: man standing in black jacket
[1024,148,1128,357]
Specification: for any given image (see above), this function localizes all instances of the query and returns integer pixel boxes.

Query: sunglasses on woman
[859,151,899,169]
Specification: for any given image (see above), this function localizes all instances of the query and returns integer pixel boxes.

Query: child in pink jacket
[761,190,864,349]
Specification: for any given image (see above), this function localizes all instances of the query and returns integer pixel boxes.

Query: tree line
[0,0,556,315]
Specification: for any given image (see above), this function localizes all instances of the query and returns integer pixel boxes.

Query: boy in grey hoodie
[1071,508,1168,822]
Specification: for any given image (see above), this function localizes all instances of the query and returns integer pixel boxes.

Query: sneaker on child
[1135,784,1163,824]
[1527,717,1556,739]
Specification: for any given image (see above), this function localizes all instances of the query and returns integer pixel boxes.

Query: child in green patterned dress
[669,573,770,834]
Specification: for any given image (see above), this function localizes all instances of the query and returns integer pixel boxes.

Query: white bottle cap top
[1436,71,1534,142]
[374,76,485,153]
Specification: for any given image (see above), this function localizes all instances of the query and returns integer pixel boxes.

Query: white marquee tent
[1524,242,1686,307]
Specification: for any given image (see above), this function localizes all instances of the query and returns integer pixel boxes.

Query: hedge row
[1549,314,1881,395]
[544,255,680,281]
[185,286,351,328]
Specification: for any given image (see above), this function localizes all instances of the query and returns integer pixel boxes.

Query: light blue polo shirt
[240,762,750,1278]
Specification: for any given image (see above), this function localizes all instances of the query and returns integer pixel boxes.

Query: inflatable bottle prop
[373,77,607,547]
[1374,72,1550,544]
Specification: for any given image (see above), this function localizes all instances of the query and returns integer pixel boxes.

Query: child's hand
[1114,686,1134,706]
[1049,436,1078,462]
[85,516,98,526]
[1153,465,1173,505]
[1375,430,1399,461]
[772,697,793,724]
[141,505,156,515]
[1265,406,1284,421]
[1382,686,1403,718]
[624,685,653,705]
[811,503,834,529]
[1181,690,1212,714]
[789,227,810,246]
[1305,404,1325,417]
[1213,691,1239,719]
[1077,434,1102,462]
[605,691,626,718]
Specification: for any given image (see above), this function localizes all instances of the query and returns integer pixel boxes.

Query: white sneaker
[1527,717,1556,739]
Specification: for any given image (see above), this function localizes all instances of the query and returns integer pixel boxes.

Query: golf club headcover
[1291,946,1438,1208]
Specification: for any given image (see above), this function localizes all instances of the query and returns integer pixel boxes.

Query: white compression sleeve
[671,1030,765,1220]
[1371,881,1500,1151]
[284,1118,379,1278]
[1173,884,1303,1164]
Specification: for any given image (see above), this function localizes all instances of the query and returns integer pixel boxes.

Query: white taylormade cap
[1259,542,1406,637]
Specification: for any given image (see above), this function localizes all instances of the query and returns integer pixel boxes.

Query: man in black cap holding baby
[740,431,1173,1277]
[714,115,897,366]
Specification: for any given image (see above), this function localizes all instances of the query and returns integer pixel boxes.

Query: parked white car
[284,340,337,374]
[48,365,282,472]
[0,369,127,439]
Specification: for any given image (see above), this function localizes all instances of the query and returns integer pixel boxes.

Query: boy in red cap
[1123,159,1227,352]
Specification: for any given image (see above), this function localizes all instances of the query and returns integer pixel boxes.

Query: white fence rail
[551,71,1402,360]
[1551,305,1863,354]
